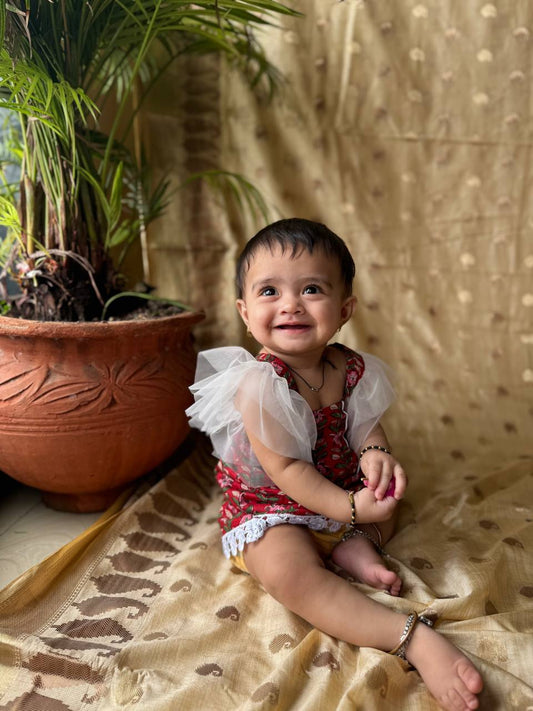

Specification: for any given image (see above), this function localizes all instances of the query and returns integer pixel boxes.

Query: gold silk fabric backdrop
[145,0,533,478]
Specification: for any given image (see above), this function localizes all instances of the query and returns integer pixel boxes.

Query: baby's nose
[281,293,303,312]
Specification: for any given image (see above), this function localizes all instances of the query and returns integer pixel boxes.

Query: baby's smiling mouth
[275,323,309,330]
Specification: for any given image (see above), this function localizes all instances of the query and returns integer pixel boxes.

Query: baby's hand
[353,485,398,523]
[360,450,407,501]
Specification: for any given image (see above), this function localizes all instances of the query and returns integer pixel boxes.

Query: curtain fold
[145,0,533,476]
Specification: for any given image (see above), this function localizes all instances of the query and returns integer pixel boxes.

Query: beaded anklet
[342,524,387,556]
[389,611,435,661]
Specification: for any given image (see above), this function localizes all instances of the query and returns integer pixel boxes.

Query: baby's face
[236,244,355,360]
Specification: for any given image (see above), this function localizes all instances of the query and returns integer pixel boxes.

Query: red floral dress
[215,344,367,557]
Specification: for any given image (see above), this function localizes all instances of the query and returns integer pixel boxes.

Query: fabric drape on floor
[145,0,532,479]
[0,437,532,709]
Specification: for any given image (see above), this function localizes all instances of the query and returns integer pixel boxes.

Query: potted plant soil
[0,0,297,511]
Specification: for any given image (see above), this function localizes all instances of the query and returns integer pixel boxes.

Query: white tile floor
[0,472,100,589]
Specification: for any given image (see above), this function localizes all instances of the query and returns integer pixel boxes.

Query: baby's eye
[303,284,321,294]
[259,286,277,297]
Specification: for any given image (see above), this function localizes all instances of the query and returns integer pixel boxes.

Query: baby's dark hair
[236,218,355,297]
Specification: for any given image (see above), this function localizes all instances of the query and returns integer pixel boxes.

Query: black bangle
[359,444,391,458]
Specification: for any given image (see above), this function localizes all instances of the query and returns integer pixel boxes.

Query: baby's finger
[392,464,407,499]
[374,466,394,500]
[360,459,382,490]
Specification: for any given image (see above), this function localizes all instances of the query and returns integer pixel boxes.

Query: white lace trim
[221,514,344,558]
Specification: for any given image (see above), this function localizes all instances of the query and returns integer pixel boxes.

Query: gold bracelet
[347,489,356,527]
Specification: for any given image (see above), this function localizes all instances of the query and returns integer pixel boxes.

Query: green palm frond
[182,169,271,224]
[0,194,21,234]
[0,0,300,319]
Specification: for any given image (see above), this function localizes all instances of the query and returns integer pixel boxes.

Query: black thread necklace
[286,358,327,392]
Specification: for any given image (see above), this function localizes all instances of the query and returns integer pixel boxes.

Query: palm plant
[0,0,297,321]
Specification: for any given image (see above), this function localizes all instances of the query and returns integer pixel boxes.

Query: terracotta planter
[0,311,205,512]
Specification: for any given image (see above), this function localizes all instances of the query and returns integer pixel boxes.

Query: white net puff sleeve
[186,347,317,487]
[345,352,396,454]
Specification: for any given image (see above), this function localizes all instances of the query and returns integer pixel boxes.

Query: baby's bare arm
[247,430,398,524]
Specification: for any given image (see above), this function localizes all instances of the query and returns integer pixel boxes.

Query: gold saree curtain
[146,0,533,477]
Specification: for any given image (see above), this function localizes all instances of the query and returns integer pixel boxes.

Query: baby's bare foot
[362,560,402,596]
[406,622,483,711]
[332,534,402,596]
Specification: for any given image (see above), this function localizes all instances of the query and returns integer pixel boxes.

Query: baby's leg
[332,516,401,595]
[406,621,484,711]
[244,525,482,711]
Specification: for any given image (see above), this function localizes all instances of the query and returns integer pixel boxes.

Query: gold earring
[246,328,253,337]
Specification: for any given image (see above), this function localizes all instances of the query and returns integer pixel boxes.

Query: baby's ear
[236,299,249,326]
[341,295,357,323]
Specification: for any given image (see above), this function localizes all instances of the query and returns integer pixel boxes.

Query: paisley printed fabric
[0,438,531,710]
